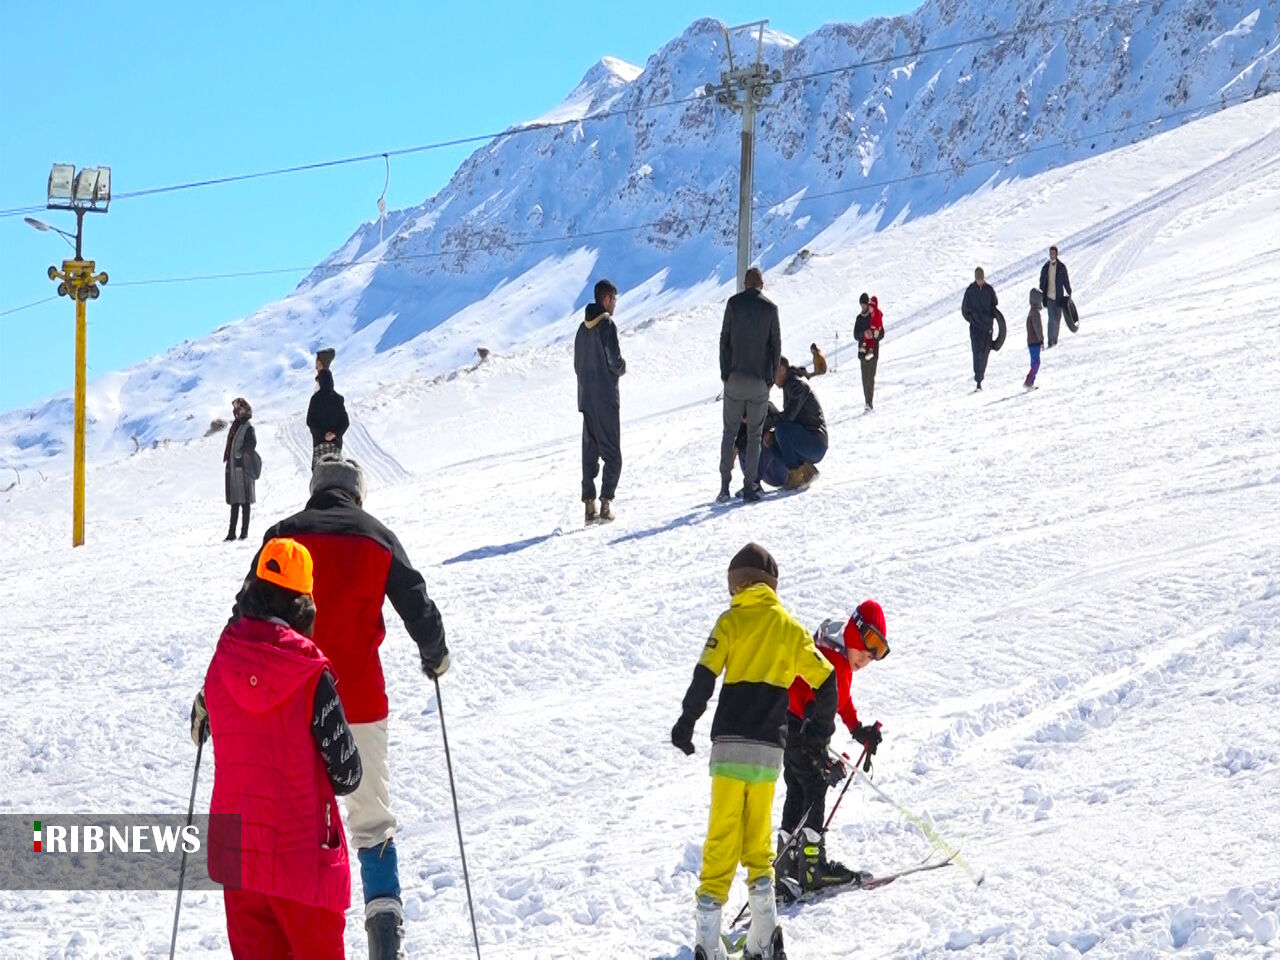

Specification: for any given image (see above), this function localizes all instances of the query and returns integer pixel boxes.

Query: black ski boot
[800,827,862,891]
[365,897,405,960]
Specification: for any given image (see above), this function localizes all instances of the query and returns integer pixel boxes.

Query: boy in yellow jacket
[672,543,837,960]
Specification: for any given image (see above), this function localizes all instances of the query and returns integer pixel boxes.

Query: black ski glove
[824,756,848,787]
[671,717,696,756]
[851,721,883,756]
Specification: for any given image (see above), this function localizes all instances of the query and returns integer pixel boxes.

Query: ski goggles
[852,611,890,661]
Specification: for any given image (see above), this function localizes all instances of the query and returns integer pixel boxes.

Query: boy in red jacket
[191,538,363,959]
[777,600,889,897]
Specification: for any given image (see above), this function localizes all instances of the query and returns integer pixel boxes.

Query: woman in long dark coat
[223,397,257,541]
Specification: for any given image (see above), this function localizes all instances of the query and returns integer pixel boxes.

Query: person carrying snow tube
[254,456,449,960]
[777,601,889,900]
[191,538,363,959]
[1037,246,1073,348]
[671,543,837,960]
[961,267,1000,391]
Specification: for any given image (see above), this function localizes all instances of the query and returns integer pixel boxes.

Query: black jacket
[574,306,626,413]
[773,369,827,438]
[1038,259,1072,304]
[962,282,999,327]
[307,369,350,446]
[720,288,781,384]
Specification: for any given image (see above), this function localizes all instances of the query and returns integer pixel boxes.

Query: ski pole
[434,677,483,960]
[831,747,984,887]
[821,742,871,833]
[169,735,204,960]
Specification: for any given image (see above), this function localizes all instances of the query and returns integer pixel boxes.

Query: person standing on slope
[776,601,889,899]
[255,455,449,960]
[307,348,350,468]
[853,293,884,411]
[223,396,257,542]
[719,268,781,504]
[574,279,627,524]
[961,267,999,391]
[191,538,363,959]
[1026,288,1045,390]
[1037,246,1073,348]
[672,543,837,960]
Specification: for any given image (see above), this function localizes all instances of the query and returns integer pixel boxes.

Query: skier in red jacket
[192,537,363,959]
[776,600,889,897]
[257,455,448,959]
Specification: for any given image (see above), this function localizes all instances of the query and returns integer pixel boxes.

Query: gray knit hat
[311,454,366,502]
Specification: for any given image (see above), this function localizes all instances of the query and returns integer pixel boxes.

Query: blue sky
[0,0,917,411]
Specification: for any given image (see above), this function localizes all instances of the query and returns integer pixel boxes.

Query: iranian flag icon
[33,821,41,853]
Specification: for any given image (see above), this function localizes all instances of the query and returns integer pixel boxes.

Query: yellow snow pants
[697,774,777,904]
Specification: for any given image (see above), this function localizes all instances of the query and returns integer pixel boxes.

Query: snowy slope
[2,94,1279,958]
[2,1,1278,470]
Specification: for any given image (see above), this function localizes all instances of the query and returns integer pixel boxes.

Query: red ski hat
[845,600,889,660]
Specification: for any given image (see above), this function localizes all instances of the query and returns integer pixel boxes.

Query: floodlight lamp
[27,217,51,232]
[94,166,111,205]
[48,164,75,203]
[74,168,99,204]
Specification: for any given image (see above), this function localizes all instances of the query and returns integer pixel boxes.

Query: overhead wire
[0,88,1262,321]
[0,0,1158,219]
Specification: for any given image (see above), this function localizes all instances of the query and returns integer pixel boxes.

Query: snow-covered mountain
[1,0,1276,466]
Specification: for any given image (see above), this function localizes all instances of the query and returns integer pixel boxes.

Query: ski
[732,851,959,926]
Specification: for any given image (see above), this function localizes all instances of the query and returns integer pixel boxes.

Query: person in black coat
[1037,246,1073,348]
[223,397,257,541]
[307,349,349,468]
[718,267,781,503]
[574,279,626,523]
[961,267,999,391]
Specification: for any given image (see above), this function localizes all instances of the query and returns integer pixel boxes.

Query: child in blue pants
[1026,288,1045,389]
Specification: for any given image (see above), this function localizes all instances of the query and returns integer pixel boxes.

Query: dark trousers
[228,504,250,537]
[860,351,879,408]
[1027,343,1041,386]
[780,716,826,835]
[581,406,622,501]
[772,421,828,470]
[970,321,993,386]
[1045,301,1063,347]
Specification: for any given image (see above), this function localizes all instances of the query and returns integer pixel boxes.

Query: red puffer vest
[205,616,350,912]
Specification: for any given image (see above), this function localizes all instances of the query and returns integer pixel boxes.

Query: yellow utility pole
[46,255,107,547]
[34,163,110,548]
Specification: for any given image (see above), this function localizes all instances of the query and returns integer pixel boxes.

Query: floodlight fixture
[73,168,99,203]
[48,164,75,202]
[94,166,111,205]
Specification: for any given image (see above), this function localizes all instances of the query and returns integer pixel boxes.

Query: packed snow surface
[2,96,1279,958]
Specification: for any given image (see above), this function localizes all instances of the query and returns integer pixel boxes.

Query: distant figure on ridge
[718,267,781,504]
[961,267,1000,392]
[223,396,258,541]
[574,279,627,524]
[308,348,349,468]
[1038,246,1073,348]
